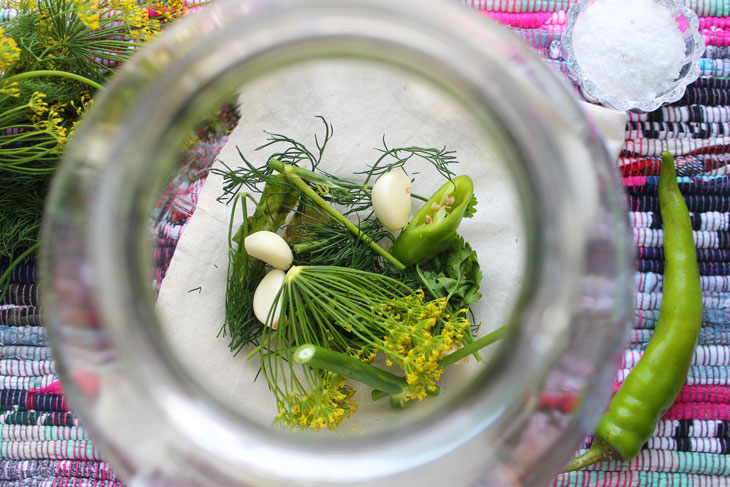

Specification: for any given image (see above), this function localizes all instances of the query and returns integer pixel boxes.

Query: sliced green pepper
[391,175,474,266]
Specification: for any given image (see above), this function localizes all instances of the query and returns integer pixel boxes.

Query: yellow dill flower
[28,91,48,115]
[379,294,470,402]
[0,28,20,71]
[34,107,69,146]
[111,0,146,37]
[275,372,357,431]
[69,92,93,117]
[73,0,101,29]
[6,0,37,10]
[258,266,474,428]
[163,0,184,21]
[0,80,20,97]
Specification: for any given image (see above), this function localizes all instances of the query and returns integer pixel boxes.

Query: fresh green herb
[291,218,392,271]
[296,323,508,406]
[216,118,465,351]
[273,160,406,271]
[355,140,458,189]
[417,234,483,315]
[294,344,436,410]
[217,178,299,355]
[215,117,457,211]
[464,194,478,218]
[0,0,207,292]
[217,118,495,430]
[253,265,470,429]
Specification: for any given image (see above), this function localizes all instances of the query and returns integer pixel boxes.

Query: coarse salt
[572,0,687,101]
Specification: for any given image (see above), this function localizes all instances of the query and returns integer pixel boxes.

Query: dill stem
[268,158,428,201]
[270,159,368,191]
[0,140,56,153]
[245,330,278,360]
[0,130,54,145]
[1,168,55,175]
[294,344,406,396]
[439,324,508,368]
[0,149,59,167]
[292,238,332,254]
[274,161,406,271]
[0,105,33,123]
[3,70,103,91]
[0,164,56,175]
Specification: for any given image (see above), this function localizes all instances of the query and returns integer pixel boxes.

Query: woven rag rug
[3,1,730,486]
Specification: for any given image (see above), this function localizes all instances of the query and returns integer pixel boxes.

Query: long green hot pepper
[564,151,703,471]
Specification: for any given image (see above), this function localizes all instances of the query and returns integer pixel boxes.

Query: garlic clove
[253,269,285,328]
[371,167,412,231]
[244,230,293,270]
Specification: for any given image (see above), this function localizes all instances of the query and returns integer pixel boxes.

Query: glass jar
[40,0,634,486]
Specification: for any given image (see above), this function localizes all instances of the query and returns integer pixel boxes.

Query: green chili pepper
[391,175,474,266]
[564,152,703,471]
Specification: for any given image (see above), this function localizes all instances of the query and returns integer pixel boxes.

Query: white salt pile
[572,0,687,101]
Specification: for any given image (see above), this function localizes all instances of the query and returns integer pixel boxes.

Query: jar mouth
[40,1,633,486]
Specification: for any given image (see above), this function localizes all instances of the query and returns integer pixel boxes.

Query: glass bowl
[39,0,634,486]
[563,0,705,112]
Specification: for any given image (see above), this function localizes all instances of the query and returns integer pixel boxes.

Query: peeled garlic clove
[253,269,285,328]
[371,167,411,231]
[244,231,293,270]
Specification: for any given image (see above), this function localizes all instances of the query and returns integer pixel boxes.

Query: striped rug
[4,1,730,485]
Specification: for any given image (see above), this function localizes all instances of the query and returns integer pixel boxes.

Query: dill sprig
[218,178,299,355]
[258,115,333,171]
[0,0,206,291]
[357,139,458,187]
[290,216,392,271]
[256,265,471,429]
[214,116,458,210]
[0,0,210,173]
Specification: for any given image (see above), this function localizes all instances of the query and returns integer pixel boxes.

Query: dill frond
[258,266,471,429]
[0,171,48,259]
[0,0,208,278]
[356,138,458,189]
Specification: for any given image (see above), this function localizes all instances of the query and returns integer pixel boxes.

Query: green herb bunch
[0,0,207,289]
[257,266,470,431]
[215,118,462,354]
[216,119,493,431]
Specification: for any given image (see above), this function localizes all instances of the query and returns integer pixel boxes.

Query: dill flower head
[4,0,38,9]
[73,0,101,29]
[0,28,20,71]
[0,80,19,97]
[275,372,357,431]
[28,91,48,115]
[33,105,69,146]
[381,296,470,402]
[257,265,473,429]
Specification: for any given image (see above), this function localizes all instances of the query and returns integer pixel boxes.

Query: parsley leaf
[463,194,478,219]
[418,234,483,313]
